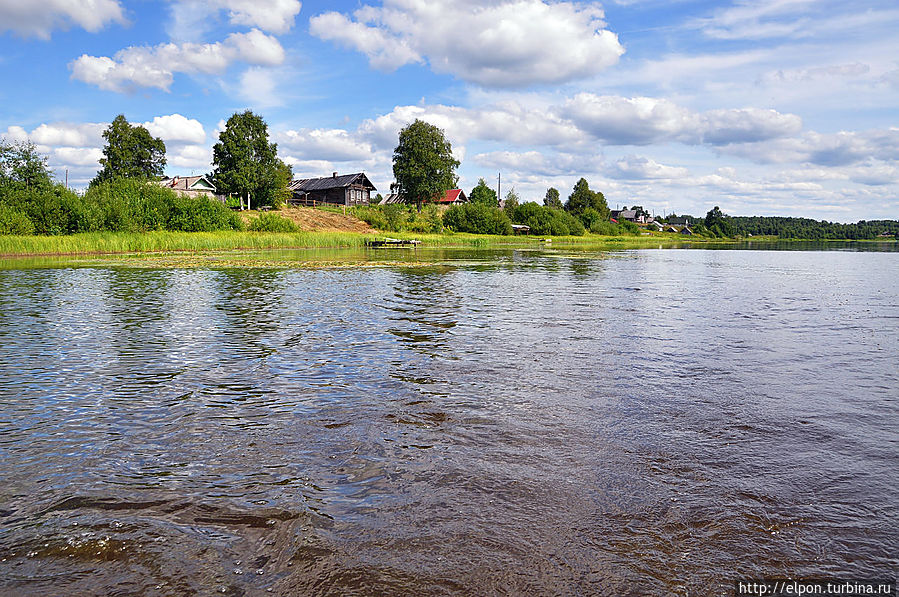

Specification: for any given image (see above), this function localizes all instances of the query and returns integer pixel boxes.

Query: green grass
[0,229,729,257]
[0,230,372,256]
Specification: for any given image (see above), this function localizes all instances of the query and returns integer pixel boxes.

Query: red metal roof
[435,189,465,203]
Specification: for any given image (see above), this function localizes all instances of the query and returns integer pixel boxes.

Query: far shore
[0,228,740,258]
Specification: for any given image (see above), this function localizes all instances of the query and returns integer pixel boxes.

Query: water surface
[1,247,896,595]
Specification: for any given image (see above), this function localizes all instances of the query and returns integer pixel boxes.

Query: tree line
[0,142,243,235]
[3,113,896,239]
[92,111,291,209]
[727,215,898,239]
[0,110,294,235]
[384,119,638,236]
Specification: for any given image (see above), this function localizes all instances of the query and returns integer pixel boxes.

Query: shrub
[353,205,390,230]
[248,212,299,232]
[619,220,640,235]
[406,203,443,233]
[85,178,243,233]
[352,203,443,233]
[0,204,35,235]
[0,184,100,235]
[510,202,584,236]
[579,207,603,229]
[169,193,243,232]
[443,203,512,235]
[589,220,621,235]
[382,204,409,231]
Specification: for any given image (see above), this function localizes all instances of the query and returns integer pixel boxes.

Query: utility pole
[497,172,501,206]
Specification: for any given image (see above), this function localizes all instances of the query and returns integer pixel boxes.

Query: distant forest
[724,216,899,240]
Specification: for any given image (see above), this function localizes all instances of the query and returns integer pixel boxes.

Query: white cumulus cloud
[310,0,624,88]
[28,122,106,148]
[167,144,213,169]
[142,114,206,145]
[562,94,702,145]
[0,0,126,39]
[561,94,802,146]
[722,129,899,166]
[236,67,284,109]
[70,29,285,92]
[276,128,374,162]
[474,150,605,177]
[702,108,802,145]
[166,0,301,40]
[357,101,585,152]
[608,155,690,180]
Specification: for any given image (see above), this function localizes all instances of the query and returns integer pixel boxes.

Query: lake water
[1,246,896,596]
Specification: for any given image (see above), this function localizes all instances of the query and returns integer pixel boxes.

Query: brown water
[0,247,896,596]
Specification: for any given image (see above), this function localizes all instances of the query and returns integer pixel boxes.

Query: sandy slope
[241,206,374,233]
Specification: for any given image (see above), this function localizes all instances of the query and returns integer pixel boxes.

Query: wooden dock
[365,238,421,248]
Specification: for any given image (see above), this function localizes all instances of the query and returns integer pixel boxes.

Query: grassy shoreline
[0,229,730,257]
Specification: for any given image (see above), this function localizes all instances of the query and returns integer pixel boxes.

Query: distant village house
[157,176,218,200]
[435,189,468,205]
[610,209,646,224]
[289,172,376,207]
[667,215,694,226]
[378,188,468,206]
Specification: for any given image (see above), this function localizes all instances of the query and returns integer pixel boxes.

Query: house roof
[377,188,467,204]
[159,175,216,192]
[619,209,637,219]
[435,189,467,203]
[289,172,376,193]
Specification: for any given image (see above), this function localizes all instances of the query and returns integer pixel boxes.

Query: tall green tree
[392,119,459,208]
[211,110,291,209]
[705,205,734,237]
[92,115,166,186]
[565,178,609,218]
[544,187,563,210]
[0,140,52,190]
[470,177,498,206]
[503,188,519,216]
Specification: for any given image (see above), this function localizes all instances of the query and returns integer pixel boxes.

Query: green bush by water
[443,203,512,235]
[510,203,584,236]
[352,203,443,233]
[0,177,243,235]
[248,212,300,232]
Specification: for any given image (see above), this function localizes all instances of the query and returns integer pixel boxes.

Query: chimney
[332,172,338,178]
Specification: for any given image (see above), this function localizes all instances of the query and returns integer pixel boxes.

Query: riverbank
[0,229,727,257]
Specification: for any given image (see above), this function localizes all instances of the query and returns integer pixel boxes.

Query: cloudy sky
[1,0,897,221]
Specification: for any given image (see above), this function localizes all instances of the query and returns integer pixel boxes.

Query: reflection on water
[1,248,897,596]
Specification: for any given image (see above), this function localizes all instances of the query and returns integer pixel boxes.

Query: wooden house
[610,208,647,224]
[288,172,376,207]
[157,175,218,200]
[667,215,693,226]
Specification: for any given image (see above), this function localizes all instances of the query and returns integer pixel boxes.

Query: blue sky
[1,0,897,221]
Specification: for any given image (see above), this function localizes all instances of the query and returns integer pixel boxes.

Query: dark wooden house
[288,172,376,207]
